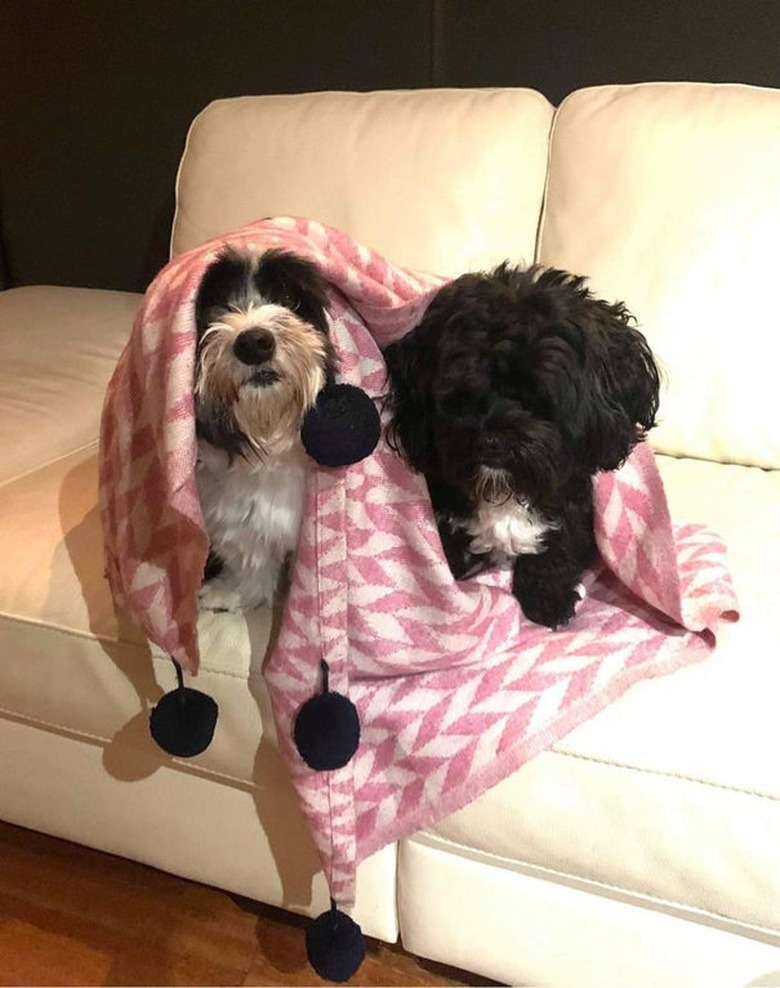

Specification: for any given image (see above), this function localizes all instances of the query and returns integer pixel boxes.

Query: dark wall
[433,0,780,103]
[0,0,433,292]
[2,0,779,293]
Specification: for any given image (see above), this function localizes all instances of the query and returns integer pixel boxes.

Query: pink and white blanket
[100,216,738,909]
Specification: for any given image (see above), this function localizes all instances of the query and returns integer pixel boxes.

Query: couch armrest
[0,286,141,485]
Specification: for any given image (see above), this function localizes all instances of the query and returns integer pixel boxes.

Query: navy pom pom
[306,900,366,983]
[294,660,360,771]
[149,659,218,758]
[301,383,380,467]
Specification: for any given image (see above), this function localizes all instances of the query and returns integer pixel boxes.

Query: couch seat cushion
[0,282,279,783]
[408,454,780,937]
[0,442,276,784]
[0,440,396,935]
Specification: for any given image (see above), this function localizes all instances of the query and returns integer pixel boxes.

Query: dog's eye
[438,389,487,420]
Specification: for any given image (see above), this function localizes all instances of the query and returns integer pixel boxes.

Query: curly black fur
[383,262,660,629]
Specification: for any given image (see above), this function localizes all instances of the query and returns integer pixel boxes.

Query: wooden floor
[0,820,496,986]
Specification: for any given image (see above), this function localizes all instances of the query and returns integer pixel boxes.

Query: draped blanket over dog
[100,217,738,910]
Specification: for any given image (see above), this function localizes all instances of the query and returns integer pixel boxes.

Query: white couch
[1,84,779,987]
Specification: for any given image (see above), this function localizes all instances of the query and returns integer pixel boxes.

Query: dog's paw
[198,579,244,613]
[198,571,278,613]
[517,583,583,630]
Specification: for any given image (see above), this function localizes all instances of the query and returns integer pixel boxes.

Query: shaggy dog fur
[193,248,335,611]
[384,262,660,629]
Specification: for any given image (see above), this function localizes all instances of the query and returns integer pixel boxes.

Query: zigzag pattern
[264,221,738,909]
[100,216,445,675]
[100,217,738,914]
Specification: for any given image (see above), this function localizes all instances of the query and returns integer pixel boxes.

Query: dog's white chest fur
[466,499,551,556]
[196,440,308,611]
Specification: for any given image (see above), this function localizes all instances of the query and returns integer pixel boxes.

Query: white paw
[198,567,279,613]
[198,578,244,613]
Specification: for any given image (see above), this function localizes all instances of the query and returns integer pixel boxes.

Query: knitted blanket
[100,216,738,912]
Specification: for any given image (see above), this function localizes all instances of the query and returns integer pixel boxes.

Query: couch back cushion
[539,82,780,469]
[171,88,553,278]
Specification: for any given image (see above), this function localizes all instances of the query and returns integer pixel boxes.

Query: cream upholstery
[172,88,554,276]
[398,839,780,988]
[0,287,141,484]
[1,86,778,986]
[540,82,780,468]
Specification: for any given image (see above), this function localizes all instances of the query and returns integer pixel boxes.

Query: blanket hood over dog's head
[98,217,443,675]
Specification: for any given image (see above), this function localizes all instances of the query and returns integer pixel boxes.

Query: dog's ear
[524,324,588,425]
[383,329,438,474]
[195,250,248,334]
[575,300,661,473]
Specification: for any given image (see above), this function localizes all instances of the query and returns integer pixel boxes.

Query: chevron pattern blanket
[100,216,738,911]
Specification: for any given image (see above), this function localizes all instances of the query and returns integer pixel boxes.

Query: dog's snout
[233,328,275,365]
[483,433,502,454]
[481,432,507,467]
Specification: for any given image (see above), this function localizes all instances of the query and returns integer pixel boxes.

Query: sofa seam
[148,640,268,682]
[6,689,777,940]
[549,745,780,802]
[0,439,100,491]
[0,609,148,653]
[170,108,203,260]
[4,612,774,798]
[406,831,780,939]
[0,706,261,789]
[534,90,561,263]
[0,706,136,750]
[0,612,262,682]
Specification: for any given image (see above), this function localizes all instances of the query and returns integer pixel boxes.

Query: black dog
[383,262,660,629]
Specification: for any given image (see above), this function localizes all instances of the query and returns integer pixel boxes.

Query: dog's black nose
[233,328,275,365]
[482,434,502,455]
[481,433,507,467]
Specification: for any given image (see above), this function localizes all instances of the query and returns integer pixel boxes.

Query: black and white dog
[193,248,335,611]
[384,262,660,630]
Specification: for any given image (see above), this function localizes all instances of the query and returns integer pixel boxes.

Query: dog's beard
[195,303,328,454]
[474,465,514,506]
